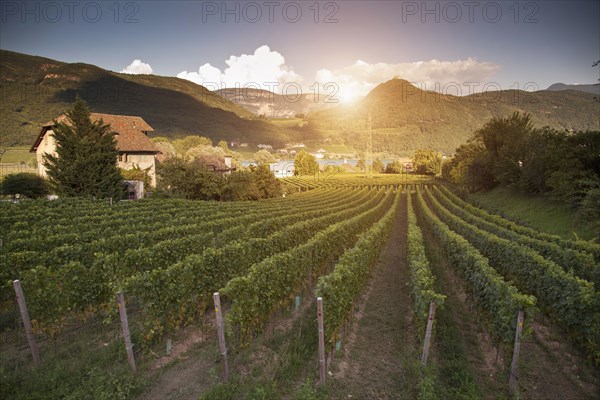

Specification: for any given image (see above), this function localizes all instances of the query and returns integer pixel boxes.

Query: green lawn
[1,147,35,164]
[468,186,597,241]
[268,118,304,128]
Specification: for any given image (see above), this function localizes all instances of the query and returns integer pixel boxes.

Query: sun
[338,87,360,104]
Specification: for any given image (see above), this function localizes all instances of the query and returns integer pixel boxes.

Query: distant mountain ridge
[308,78,600,155]
[546,82,599,95]
[1,51,598,157]
[215,88,332,118]
[0,50,297,147]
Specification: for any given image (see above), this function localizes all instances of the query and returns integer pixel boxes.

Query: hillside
[215,88,331,118]
[0,50,299,147]
[308,78,600,155]
[547,82,600,95]
[2,52,598,156]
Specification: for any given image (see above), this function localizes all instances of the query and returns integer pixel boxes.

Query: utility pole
[367,112,372,177]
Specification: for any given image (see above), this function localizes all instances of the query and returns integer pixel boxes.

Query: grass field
[468,186,597,241]
[1,147,35,164]
[268,117,304,128]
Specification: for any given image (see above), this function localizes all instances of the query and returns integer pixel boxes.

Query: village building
[196,154,236,175]
[30,113,161,187]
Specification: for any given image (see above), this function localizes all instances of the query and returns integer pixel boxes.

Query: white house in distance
[30,113,160,186]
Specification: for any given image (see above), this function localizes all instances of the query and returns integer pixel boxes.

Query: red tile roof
[31,113,159,153]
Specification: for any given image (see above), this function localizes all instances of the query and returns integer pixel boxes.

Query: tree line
[443,112,600,236]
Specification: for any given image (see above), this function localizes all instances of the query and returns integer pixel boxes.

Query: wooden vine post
[213,292,229,382]
[117,291,137,373]
[421,301,437,365]
[13,280,41,368]
[509,310,525,395]
[317,297,326,387]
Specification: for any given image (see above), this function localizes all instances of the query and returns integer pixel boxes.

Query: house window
[119,153,128,162]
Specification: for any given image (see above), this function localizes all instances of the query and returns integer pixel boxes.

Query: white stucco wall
[118,153,157,187]
[35,129,57,178]
[35,130,157,187]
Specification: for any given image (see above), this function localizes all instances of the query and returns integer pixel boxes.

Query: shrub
[1,172,49,199]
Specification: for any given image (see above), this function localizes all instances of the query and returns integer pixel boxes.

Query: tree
[412,149,443,175]
[474,112,534,186]
[222,169,259,201]
[218,140,230,152]
[254,149,275,164]
[172,135,212,155]
[294,150,319,176]
[44,98,124,198]
[356,159,366,172]
[157,158,223,200]
[1,172,49,199]
[384,161,403,174]
[443,140,495,192]
[372,158,385,173]
[252,163,283,198]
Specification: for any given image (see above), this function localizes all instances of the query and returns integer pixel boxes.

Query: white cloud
[177,45,302,92]
[315,58,501,100]
[120,59,153,75]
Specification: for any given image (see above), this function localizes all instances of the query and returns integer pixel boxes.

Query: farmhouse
[196,154,235,175]
[30,113,161,186]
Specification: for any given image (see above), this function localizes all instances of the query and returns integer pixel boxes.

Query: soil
[136,322,222,400]
[327,192,422,399]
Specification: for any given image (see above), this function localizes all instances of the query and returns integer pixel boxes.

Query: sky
[1,0,599,101]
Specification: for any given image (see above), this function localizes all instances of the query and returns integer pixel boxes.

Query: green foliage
[444,112,600,223]
[121,188,378,342]
[317,191,400,345]
[218,140,230,151]
[580,189,600,238]
[417,373,438,400]
[150,136,170,143]
[43,98,125,199]
[254,149,276,164]
[443,140,495,192]
[372,158,385,173]
[222,169,260,201]
[423,187,599,361]
[222,165,282,201]
[0,172,49,198]
[251,164,283,198]
[384,160,404,174]
[0,342,141,400]
[412,149,443,176]
[223,190,394,345]
[171,135,213,155]
[406,192,445,337]
[415,187,536,350]
[158,158,281,201]
[0,187,375,338]
[294,150,319,176]
[120,165,152,189]
[355,159,366,172]
[545,130,600,206]
[432,186,600,286]
[475,112,535,186]
[441,185,600,264]
[157,157,223,200]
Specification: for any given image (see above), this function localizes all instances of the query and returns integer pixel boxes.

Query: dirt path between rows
[135,323,221,400]
[328,192,422,399]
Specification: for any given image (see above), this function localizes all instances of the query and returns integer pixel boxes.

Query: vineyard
[1,181,598,399]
